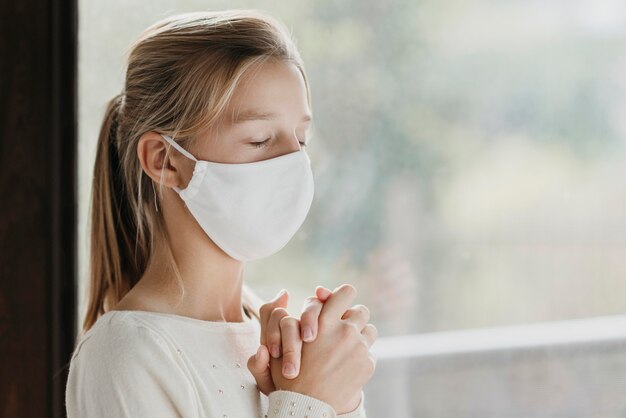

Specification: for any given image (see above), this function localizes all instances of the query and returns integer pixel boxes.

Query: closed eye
[250,138,308,148]
[251,138,272,148]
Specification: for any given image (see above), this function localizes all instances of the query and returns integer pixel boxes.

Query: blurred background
[77,0,626,416]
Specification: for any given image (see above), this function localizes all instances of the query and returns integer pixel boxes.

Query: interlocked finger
[300,296,324,342]
[266,307,289,358]
[320,284,357,321]
[342,304,371,331]
[259,290,288,345]
[280,316,303,379]
[361,323,378,348]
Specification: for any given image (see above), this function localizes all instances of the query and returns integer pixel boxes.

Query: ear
[137,131,193,189]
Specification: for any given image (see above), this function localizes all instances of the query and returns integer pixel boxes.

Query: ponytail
[81,93,145,334]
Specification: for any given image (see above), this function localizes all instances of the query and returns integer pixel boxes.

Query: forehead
[225,60,310,122]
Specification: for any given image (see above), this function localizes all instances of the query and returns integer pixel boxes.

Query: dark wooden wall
[0,0,78,417]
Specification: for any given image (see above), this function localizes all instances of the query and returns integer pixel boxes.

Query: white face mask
[161,134,314,261]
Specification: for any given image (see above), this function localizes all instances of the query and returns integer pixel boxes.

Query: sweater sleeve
[65,321,199,418]
[267,390,366,418]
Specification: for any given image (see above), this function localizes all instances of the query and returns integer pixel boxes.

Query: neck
[120,192,247,323]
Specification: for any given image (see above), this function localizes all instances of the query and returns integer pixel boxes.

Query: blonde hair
[83,10,310,334]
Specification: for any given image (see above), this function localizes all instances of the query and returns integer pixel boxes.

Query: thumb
[247,345,275,395]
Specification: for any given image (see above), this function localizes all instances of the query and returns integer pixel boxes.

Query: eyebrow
[233,110,312,124]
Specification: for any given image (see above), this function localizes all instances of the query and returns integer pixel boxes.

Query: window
[79,1,626,415]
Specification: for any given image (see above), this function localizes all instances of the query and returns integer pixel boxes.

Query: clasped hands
[246,284,377,415]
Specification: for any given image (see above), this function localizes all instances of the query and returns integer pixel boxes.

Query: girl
[66,10,377,418]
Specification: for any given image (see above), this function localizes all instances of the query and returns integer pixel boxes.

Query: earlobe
[137,131,186,189]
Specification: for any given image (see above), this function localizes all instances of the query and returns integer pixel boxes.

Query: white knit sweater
[65,310,366,418]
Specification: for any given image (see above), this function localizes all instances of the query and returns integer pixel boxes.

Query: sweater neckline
[102,309,259,331]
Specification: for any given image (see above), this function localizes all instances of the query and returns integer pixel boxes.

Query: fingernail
[283,362,296,377]
[303,326,313,342]
[255,346,263,361]
[270,345,280,358]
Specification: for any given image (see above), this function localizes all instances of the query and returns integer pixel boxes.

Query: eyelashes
[251,138,307,149]
[251,138,271,148]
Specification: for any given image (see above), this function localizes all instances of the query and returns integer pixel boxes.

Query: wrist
[336,391,362,415]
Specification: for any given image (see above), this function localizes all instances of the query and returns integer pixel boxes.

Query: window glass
[79,0,626,338]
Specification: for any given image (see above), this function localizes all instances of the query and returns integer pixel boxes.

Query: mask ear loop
[161,134,198,162]
[151,180,159,212]
[161,134,198,193]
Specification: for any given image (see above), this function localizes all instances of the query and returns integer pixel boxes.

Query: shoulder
[70,311,172,365]
[67,311,190,391]
[66,311,198,417]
